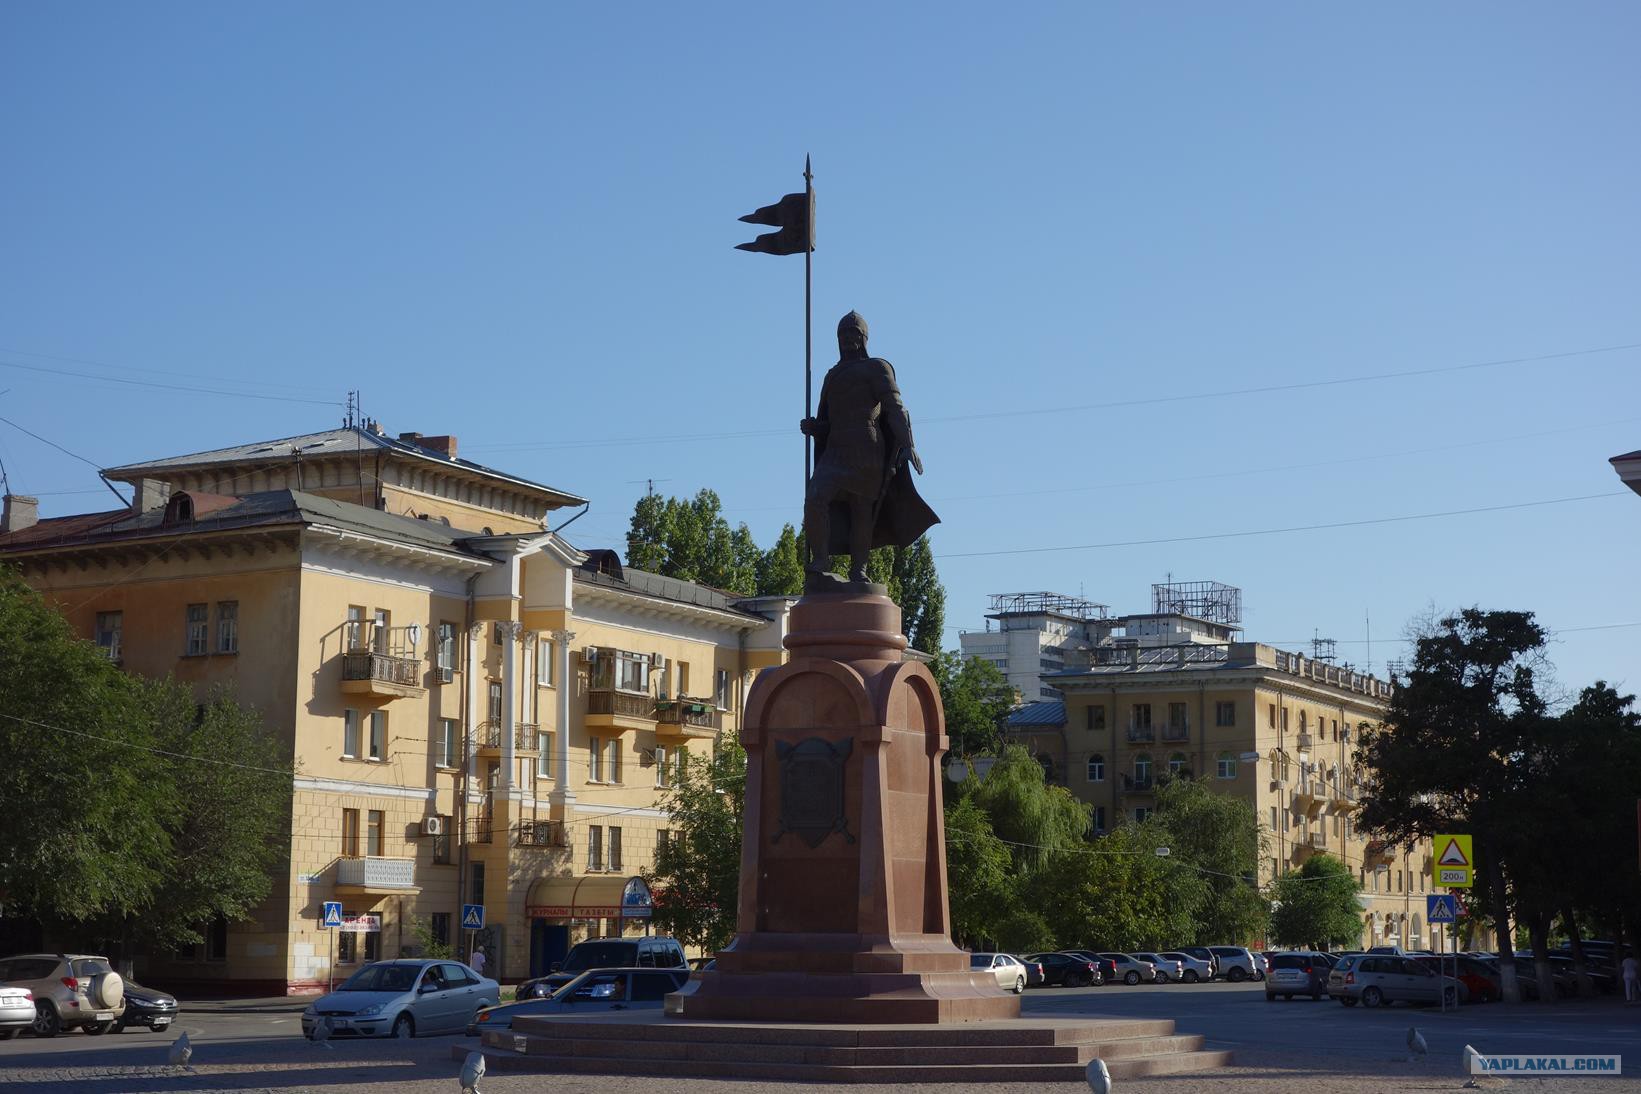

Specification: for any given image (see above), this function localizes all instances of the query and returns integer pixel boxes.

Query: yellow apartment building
[0,423,791,992]
[1005,639,1447,951]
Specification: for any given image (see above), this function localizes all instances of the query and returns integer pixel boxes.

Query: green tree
[931,652,1015,756]
[943,795,1015,948]
[1151,777,1268,945]
[755,524,805,596]
[624,489,758,595]
[887,538,945,654]
[969,745,1089,871]
[1356,608,1549,1003]
[647,741,746,952]
[1034,823,1203,953]
[410,916,454,959]
[1269,853,1363,949]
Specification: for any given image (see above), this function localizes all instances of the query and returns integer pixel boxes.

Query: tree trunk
[1485,852,1521,1003]
[1562,904,1595,997]
[1529,913,1556,1004]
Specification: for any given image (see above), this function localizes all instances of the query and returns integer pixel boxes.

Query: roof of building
[103,425,586,506]
[573,559,769,621]
[1006,700,1067,728]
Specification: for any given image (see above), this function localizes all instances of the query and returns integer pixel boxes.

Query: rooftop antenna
[626,477,673,498]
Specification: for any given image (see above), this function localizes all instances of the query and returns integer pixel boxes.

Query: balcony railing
[1305,831,1327,848]
[478,720,540,752]
[1120,773,1155,794]
[656,697,720,732]
[587,688,656,720]
[342,650,422,688]
[514,820,567,848]
[1296,733,1314,751]
[1126,726,1155,743]
[1161,724,1189,742]
[337,856,417,890]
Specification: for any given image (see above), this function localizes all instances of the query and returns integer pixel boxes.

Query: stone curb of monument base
[176,994,320,1014]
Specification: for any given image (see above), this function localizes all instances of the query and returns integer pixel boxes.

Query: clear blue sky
[3,2,1638,693]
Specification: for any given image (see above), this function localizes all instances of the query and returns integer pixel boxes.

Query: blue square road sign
[321,901,343,929]
[462,904,485,930]
[1427,893,1458,924]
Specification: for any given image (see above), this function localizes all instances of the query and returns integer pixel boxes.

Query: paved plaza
[2,982,1638,1092]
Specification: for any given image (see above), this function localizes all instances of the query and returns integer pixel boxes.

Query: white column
[465,622,485,780]
[498,621,522,793]
[551,628,576,808]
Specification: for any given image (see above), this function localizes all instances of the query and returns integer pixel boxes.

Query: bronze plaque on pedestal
[773,736,854,848]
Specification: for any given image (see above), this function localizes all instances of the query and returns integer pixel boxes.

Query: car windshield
[562,942,638,972]
[338,964,420,992]
[71,958,112,977]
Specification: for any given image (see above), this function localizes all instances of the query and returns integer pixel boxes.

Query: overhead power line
[0,345,335,396]
[0,414,128,504]
[938,491,1630,560]
[0,358,343,406]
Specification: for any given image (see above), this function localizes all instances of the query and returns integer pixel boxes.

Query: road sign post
[320,901,343,992]
[462,904,485,968]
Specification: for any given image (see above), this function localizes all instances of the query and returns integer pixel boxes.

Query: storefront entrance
[525,875,654,976]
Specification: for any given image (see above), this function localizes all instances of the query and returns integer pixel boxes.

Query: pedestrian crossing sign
[1434,833,1472,888]
[462,904,485,930]
[321,901,343,929]
[1427,893,1459,924]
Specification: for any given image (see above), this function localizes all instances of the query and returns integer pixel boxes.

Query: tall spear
[735,157,816,493]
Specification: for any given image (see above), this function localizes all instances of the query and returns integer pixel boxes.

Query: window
[677,661,690,696]
[715,668,730,710]
[95,611,122,660]
[185,603,208,655]
[438,719,456,768]
[657,829,672,857]
[1281,707,1289,731]
[1299,710,1308,732]
[607,739,623,783]
[205,914,228,962]
[216,601,238,653]
[536,636,554,686]
[1215,701,1235,727]
[588,824,604,871]
[342,809,360,857]
[1134,753,1152,783]
[1269,806,1278,834]
[1086,754,1105,782]
[366,809,384,856]
[364,928,380,962]
[429,912,450,950]
[346,606,365,650]
[1216,751,1237,779]
[608,827,623,872]
[1134,807,1152,822]
[372,609,390,652]
[1331,718,1339,741]
[432,815,451,864]
[1131,704,1152,730]
[1167,751,1187,775]
[1086,705,1105,731]
[588,738,604,782]
[343,709,361,758]
[436,622,457,683]
[470,862,485,906]
[535,732,551,779]
[1268,703,1276,729]
[1167,703,1188,733]
[1092,806,1106,832]
[487,681,502,723]
[368,711,385,761]
[655,745,670,787]
[592,650,652,693]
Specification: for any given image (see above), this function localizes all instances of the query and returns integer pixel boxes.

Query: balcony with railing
[514,820,568,849]
[1120,773,1155,795]
[586,688,657,732]
[656,696,720,741]
[340,623,425,698]
[1364,839,1396,864]
[1296,732,1314,752]
[1126,725,1155,743]
[477,720,541,755]
[336,855,420,895]
[1161,721,1190,742]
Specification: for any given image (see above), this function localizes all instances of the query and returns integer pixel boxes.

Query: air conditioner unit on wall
[421,816,444,837]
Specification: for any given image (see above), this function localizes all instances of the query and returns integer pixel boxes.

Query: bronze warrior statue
[799,311,939,588]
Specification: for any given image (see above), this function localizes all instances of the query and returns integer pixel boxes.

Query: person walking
[470,947,487,977]
[1622,951,1638,1005]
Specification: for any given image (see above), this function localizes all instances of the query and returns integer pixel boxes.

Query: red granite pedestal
[666,589,1020,1024]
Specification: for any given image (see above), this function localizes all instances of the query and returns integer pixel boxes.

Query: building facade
[0,425,790,992]
[1006,640,1442,951]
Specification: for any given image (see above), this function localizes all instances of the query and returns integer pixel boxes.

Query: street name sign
[1434,833,1473,888]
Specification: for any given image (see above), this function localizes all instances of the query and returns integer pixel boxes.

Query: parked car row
[0,954,179,1039]
[966,946,1267,990]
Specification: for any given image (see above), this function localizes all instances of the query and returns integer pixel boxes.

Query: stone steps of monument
[457,1042,1233,1083]
[458,1016,1232,1083]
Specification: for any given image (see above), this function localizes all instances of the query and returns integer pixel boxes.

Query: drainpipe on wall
[457,571,480,948]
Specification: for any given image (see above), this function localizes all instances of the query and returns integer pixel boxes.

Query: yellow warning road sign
[1434,833,1472,888]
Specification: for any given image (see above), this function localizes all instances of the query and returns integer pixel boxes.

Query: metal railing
[477,721,539,751]
[1126,726,1155,742]
[337,856,416,889]
[587,688,655,720]
[1121,773,1155,793]
[342,651,422,687]
[1161,724,1189,742]
[514,820,567,848]
[656,697,719,731]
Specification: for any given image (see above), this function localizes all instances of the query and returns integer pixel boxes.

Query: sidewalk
[178,993,319,1013]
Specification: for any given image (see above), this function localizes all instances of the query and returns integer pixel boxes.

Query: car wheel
[1183,970,1200,983]
[391,1013,415,1040]
[1013,976,1025,995]
[1155,973,1169,984]
[1227,967,1247,982]
[1124,971,1140,985]
[1361,986,1384,1008]
[82,1021,110,1035]
[31,1003,60,1038]
[1443,986,1458,1007]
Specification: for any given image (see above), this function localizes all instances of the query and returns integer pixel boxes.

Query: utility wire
[0,345,334,396]
[939,491,1630,560]
[0,358,343,406]
[0,413,128,504]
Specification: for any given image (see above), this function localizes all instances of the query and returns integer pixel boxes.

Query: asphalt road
[0,982,1637,1092]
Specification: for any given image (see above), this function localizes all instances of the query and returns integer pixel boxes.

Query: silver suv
[1208,946,1264,982]
[0,954,125,1037]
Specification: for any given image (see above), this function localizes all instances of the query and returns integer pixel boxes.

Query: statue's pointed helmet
[837,310,868,341]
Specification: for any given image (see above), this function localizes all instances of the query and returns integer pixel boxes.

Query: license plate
[153,1018,171,1028]
[96,1012,113,1021]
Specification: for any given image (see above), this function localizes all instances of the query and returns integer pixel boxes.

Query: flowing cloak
[809,356,940,555]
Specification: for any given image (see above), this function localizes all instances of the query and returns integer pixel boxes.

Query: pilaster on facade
[549,627,577,812]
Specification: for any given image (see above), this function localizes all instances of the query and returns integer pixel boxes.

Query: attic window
[164,494,195,524]
[301,440,337,450]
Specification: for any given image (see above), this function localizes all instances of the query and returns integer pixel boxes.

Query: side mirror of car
[419,982,437,994]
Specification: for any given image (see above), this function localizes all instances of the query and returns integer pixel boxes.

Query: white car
[0,985,34,1040]
[302,960,499,1038]
[1159,951,1213,982]
[968,952,1028,993]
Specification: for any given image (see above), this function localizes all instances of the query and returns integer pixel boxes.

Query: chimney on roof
[2,494,39,533]
[420,435,458,459]
[132,478,171,514]
[398,431,423,444]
